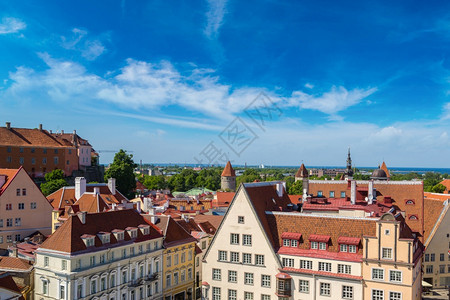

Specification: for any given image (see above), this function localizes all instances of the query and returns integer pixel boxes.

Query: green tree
[40,169,68,196]
[288,180,303,195]
[104,150,137,199]
[431,183,446,193]
[143,175,167,190]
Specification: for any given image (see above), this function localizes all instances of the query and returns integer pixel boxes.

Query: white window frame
[243,234,252,246]
[299,279,309,293]
[372,289,384,300]
[372,268,384,280]
[228,270,237,283]
[389,270,402,283]
[382,247,392,260]
[342,285,353,299]
[319,282,331,296]
[244,272,254,285]
[261,275,271,288]
[212,269,221,281]
[218,250,227,261]
[389,291,401,300]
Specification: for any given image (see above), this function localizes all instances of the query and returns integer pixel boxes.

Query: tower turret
[221,161,236,191]
[345,148,353,180]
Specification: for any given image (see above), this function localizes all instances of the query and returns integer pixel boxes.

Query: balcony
[145,272,159,282]
[276,273,292,298]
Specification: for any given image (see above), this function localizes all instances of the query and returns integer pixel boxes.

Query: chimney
[75,177,86,200]
[61,130,64,134]
[77,211,87,224]
[136,201,141,214]
[350,180,356,205]
[276,182,285,197]
[108,178,116,195]
[368,180,374,204]
[49,130,52,134]
[5,122,11,130]
[39,124,43,131]
[149,208,159,224]
[93,187,100,195]
[10,242,18,258]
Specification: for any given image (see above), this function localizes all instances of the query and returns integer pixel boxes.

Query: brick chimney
[5,122,10,130]
[39,124,43,131]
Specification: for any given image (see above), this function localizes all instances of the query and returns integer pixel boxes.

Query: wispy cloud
[0,17,26,34]
[204,0,228,39]
[441,102,450,120]
[61,28,106,60]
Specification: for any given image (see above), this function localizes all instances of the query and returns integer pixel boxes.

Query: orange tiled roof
[380,162,390,178]
[193,214,223,230]
[295,163,308,178]
[221,161,235,177]
[214,192,234,207]
[439,179,450,192]
[0,273,23,297]
[423,192,449,242]
[146,215,197,247]
[39,209,162,253]
[0,168,21,195]
[0,127,65,147]
[0,257,32,271]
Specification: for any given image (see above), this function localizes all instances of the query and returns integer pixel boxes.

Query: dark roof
[295,163,308,178]
[148,215,197,247]
[40,210,163,253]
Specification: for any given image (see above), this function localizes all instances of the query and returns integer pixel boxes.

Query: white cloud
[441,102,450,120]
[61,28,106,60]
[304,83,314,89]
[0,17,26,34]
[204,0,228,39]
[289,86,377,115]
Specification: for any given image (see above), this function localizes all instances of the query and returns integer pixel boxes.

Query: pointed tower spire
[380,161,390,179]
[221,161,236,191]
[345,148,353,179]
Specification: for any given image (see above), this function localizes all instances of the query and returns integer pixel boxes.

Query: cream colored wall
[423,204,450,288]
[203,188,281,299]
[0,168,52,248]
[363,220,421,300]
[34,237,164,300]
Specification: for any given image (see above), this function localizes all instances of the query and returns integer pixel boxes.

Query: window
[282,258,294,267]
[31,148,35,153]
[231,252,239,263]
[425,254,429,262]
[389,292,401,300]
[338,264,351,274]
[382,248,392,259]
[256,254,264,266]
[201,241,206,250]
[406,200,414,205]
[44,256,49,267]
[54,157,59,164]
[389,270,402,282]
[244,272,254,285]
[300,260,312,269]
[166,255,171,267]
[0,219,3,227]
[213,269,221,280]
[440,253,445,261]
[261,295,270,300]
[16,189,20,196]
[166,274,171,287]
[7,147,11,153]
[174,253,179,265]
[291,239,298,247]
[243,253,252,264]
[19,157,24,164]
[173,272,178,285]
[218,250,227,261]
[15,218,21,226]
[318,191,323,197]
[228,270,237,283]
[372,268,384,280]
[18,203,24,210]
[6,204,11,210]
[320,282,330,296]
[372,289,384,300]
[342,286,353,299]
[42,157,47,164]
[340,244,348,252]
[15,234,20,241]
[283,239,290,247]
[22,188,26,196]
[43,280,48,295]
[6,235,12,243]
[318,262,331,272]
[348,245,357,253]
[329,191,335,198]
[238,216,244,224]
[299,280,309,293]
[31,157,36,164]
[311,241,318,249]
[261,275,270,287]
[319,242,327,250]
[430,253,435,261]
[228,289,237,300]
[6,218,12,227]
[90,256,96,266]
[101,277,106,291]
[243,234,252,246]
[61,260,67,270]
[230,233,239,245]
[439,265,445,273]
[188,267,192,279]
[385,229,390,235]
[6,156,11,163]
[90,280,97,294]
[244,292,254,300]
[341,191,346,197]
[54,149,58,154]
[212,287,221,300]
[31,202,37,209]
[426,265,433,274]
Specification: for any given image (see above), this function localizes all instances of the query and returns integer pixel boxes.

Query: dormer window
[126,227,138,238]
[97,232,111,244]
[81,234,95,247]
[281,232,301,248]
[309,234,330,250]
[139,224,150,235]
[112,229,125,241]
[405,199,415,205]
[338,237,360,253]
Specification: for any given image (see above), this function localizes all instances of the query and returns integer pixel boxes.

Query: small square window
[238,216,244,224]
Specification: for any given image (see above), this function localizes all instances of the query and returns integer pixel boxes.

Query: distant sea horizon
[134,163,450,175]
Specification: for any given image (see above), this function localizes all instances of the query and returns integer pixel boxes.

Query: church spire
[345,148,353,179]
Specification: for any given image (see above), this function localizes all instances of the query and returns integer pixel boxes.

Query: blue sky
[1,0,450,167]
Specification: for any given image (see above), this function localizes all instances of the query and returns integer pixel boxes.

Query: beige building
[423,192,450,287]
[0,167,53,250]
[34,209,164,300]
[202,181,422,300]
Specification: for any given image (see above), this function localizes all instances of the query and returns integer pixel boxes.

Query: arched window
[405,200,415,205]
[409,215,418,220]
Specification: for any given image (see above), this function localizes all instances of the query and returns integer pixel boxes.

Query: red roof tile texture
[0,257,32,271]
[295,164,308,178]
[423,192,449,241]
[0,168,21,195]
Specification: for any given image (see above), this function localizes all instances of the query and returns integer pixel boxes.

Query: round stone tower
[221,161,236,191]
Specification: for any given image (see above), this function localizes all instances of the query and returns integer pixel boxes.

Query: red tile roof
[193,215,224,230]
[380,162,390,178]
[0,273,24,298]
[221,161,235,177]
[39,210,162,253]
[0,168,21,195]
[213,192,234,207]
[423,192,449,243]
[0,127,63,147]
[309,234,331,242]
[281,267,362,280]
[0,257,32,271]
[337,237,360,245]
[281,232,302,240]
[295,164,308,178]
[146,215,197,248]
